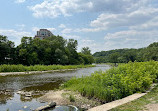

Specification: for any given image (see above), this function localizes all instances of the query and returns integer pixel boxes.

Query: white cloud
[16,24,26,31]
[78,28,158,53]
[75,27,104,32]
[29,0,143,18]
[0,29,32,46]
[59,24,66,28]
[32,27,39,32]
[130,17,158,30]
[103,30,158,50]
[32,27,56,33]
[61,34,80,40]
[78,39,104,53]
[60,27,105,33]
[16,24,25,27]
[15,0,26,3]
[61,28,72,34]
[61,27,103,34]
[46,28,56,32]
[90,8,158,30]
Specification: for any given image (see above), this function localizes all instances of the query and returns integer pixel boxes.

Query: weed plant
[63,61,158,103]
[0,64,95,72]
[69,94,75,102]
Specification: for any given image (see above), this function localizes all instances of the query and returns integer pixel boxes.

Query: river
[0,64,110,111]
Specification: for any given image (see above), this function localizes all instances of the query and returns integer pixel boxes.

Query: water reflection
[0,89,14,104]
[22,79,64,91]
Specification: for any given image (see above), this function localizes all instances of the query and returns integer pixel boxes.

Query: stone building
[34,29,53,40]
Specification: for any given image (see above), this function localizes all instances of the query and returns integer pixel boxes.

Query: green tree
[109,52,119,64]
[16,36,83,65]
[67,39,79,64]
[81,47,92,55]
[0,35,15,64]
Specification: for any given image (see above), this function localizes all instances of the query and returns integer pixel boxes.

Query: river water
[0,65,110,111]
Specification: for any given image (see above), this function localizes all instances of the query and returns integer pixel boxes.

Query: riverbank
[38,90,101,110]
[63,61,158,103]
[0,69,77,76]
[0,64,95,72]
[0,64,95,76]
[60,61,158,110]
[0,65,110,111]
[37,84,158,111]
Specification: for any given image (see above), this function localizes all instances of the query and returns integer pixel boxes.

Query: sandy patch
[38,90,71,105]
[38,90,100,110]
[144,103,158,111]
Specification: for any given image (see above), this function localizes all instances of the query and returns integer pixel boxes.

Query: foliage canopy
[93,42,158,63]
[0,35,94,65]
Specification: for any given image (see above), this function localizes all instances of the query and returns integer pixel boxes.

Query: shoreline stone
[35,102,56,111]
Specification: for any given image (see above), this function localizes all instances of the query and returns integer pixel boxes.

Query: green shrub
[63,61,158,103]
[69,95,75,102]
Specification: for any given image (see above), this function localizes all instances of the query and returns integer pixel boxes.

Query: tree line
[0,35,94,65]
[93,42,158,63]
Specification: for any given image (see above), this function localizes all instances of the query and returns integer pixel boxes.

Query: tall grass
[0,64,95,72]
[63,61,158,103]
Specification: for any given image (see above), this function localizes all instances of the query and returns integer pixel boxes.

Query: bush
[63,61,158,103]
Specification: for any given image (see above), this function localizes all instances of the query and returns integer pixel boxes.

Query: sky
[0,0,158,53]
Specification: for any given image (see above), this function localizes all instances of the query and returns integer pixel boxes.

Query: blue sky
[0,0,158,53]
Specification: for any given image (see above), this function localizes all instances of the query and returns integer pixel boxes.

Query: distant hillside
[93,42,158,63]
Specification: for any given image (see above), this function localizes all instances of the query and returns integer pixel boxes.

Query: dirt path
[88,93,147,111]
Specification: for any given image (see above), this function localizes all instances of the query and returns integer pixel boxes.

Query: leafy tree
[67,39,79,64]
[79,47,94,64]
[13,35,93,65]
[81,47,92,55]
[93,42,158,63]
[0,35,15,64]
[109,52,119,64]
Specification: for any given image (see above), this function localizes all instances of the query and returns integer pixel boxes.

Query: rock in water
[23,106,27,109]
[35,102,56,111]
[49,102,56,107]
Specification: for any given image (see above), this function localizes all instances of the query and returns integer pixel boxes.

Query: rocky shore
[37,84,157,111]
[38,90,100,110]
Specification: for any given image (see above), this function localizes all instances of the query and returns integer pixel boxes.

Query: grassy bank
[105,63,125,67]
[0,64,95,72]
[63,61,158,103]
[110,84,158,111]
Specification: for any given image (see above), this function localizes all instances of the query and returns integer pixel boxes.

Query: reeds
[0,64,95,72]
